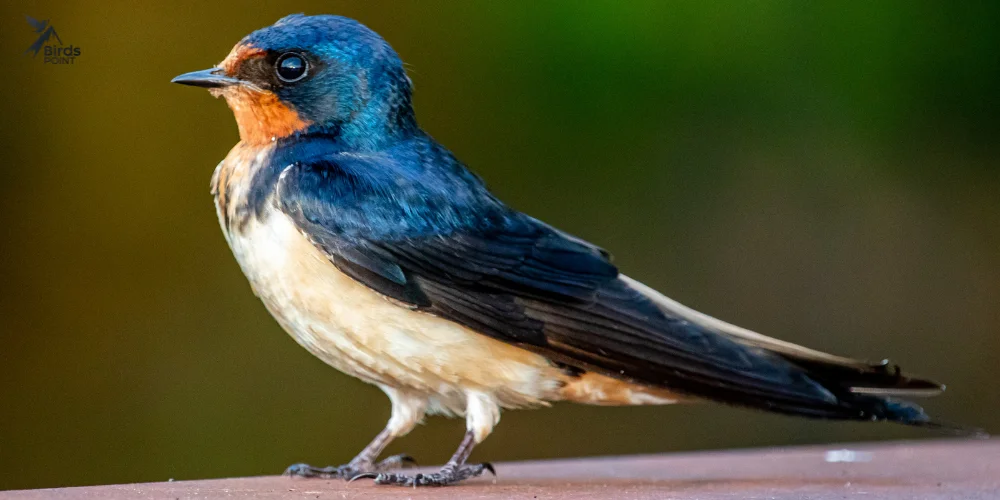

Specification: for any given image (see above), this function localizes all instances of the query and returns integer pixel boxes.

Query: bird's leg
[284,427,415,478]
[285,387,426,479]
[359,391,498,486]
[362,430,495,487]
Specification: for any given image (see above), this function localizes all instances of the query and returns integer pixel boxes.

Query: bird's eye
[275,53,308,83]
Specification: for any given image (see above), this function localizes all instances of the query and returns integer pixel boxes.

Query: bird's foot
[284,454,416,479]
[354,462,495,487]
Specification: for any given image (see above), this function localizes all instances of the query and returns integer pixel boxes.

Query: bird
[172,14,976,487]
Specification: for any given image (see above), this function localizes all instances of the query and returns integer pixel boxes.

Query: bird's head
[172,14,416,149]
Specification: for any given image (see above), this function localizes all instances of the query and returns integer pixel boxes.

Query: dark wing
[275,155,942,423]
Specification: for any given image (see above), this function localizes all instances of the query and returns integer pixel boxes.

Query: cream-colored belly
[226,208,569,414]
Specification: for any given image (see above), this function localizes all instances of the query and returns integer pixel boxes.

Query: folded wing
[276,154,944,423]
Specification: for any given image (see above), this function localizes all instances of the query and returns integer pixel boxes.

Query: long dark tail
[613,277,984,435]
[782,356,986,437]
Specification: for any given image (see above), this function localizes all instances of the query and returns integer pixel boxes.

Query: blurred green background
[1,0,997,491]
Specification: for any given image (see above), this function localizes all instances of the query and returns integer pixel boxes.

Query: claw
[481,462,497,476]
[348,472,378,483]
[375,453,419,470]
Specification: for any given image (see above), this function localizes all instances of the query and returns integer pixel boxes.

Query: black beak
[171,68,240,88]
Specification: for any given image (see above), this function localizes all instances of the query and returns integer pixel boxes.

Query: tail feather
[780,354,987,435]
[785,357,986,436]
[849,395,988,437]
[854,394,932,423]
[782,356,945,397]
[621,275,982,435]
[624,275,946,398]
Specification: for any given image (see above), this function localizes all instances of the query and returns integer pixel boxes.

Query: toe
[283,463,314,477]
[347,472,378,483]
[375,453,418,470]
[283,463,364,479]
[368,465,493,487]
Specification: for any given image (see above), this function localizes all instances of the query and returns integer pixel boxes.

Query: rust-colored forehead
[219,43,266,76]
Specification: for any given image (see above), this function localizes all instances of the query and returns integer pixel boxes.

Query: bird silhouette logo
[25,15,62,57]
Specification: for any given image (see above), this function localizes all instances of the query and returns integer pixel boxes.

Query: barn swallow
[173,14,976,487]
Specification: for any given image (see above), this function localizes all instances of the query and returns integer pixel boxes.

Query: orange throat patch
[218,88,310,145]
[214,44,311,145]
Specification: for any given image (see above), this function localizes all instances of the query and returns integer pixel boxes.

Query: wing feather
[274,153,943,420]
